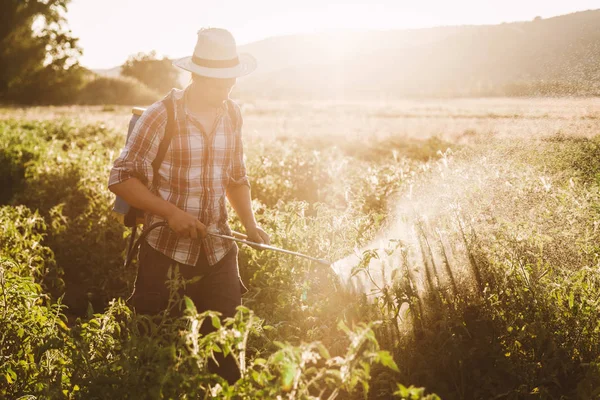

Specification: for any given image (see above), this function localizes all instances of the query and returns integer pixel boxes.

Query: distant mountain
[94,10,600,98]
[235,9,600,98]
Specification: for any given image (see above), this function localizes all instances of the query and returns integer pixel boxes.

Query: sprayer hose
[123,221,168,270]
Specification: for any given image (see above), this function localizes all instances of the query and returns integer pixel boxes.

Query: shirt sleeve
[228,106,251,189]
[108,102,167,189]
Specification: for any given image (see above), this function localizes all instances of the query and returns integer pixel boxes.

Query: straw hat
[172,28,257,79]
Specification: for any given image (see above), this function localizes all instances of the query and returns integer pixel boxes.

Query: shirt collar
[183,86,226,118]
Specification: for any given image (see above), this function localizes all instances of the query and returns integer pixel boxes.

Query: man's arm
[110,178,207,239]
[226,103,269,244]
[226,184,270,245]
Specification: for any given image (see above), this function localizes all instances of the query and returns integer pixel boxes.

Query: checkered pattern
[109,88,250,266]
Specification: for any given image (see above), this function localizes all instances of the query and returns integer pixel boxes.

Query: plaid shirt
[108,88,250,266]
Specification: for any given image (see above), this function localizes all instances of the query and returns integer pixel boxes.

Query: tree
[0,0,84,104]
[121,51,182,94]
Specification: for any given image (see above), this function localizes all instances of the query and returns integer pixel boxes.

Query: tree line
[1,0,180,105]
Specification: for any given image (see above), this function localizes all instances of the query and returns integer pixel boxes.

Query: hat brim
[172,53,257,79]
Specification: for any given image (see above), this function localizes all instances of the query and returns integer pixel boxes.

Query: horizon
[68,1,600,70]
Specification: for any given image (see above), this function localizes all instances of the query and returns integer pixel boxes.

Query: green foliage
[0,120,48,202]
[245,137,416,217]
[1,118,130,314]
[0,117,408,398]
[0,205,63,296]
[0,258,70,398]
[0,258,397,399]
[5,111,600,398]
[364,138,600,399]
[121,51,181,94]
[563,135,600,184]
[394,384,440,400]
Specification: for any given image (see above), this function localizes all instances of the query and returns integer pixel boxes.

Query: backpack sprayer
[113,104,330,268]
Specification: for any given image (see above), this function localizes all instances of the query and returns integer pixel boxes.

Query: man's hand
[167,208,207,239]
[246,226,270,250]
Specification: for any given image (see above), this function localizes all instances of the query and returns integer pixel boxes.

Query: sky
[67,0,600,69]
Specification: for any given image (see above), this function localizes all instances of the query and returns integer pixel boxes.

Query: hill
[236,10,600,98]
[95,10,600,99]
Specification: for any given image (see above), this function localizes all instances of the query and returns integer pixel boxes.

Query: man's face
[191,75,236,107]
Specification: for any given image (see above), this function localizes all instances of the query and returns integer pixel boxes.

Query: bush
[77,75,162,105]
[121,51,181,94]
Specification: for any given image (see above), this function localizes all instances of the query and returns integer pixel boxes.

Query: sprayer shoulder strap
[150,98,175,190]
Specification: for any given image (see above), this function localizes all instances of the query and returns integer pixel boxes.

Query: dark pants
[128,240,247,384]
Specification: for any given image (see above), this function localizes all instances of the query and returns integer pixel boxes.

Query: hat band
[192,55,239,68]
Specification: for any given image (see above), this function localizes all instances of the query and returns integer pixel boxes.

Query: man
[108,28,269,383]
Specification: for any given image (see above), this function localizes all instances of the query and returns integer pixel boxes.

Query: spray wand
[209,231,330,265]
[124,222,331,269]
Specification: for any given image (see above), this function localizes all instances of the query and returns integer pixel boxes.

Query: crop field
[2,97,600,399]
